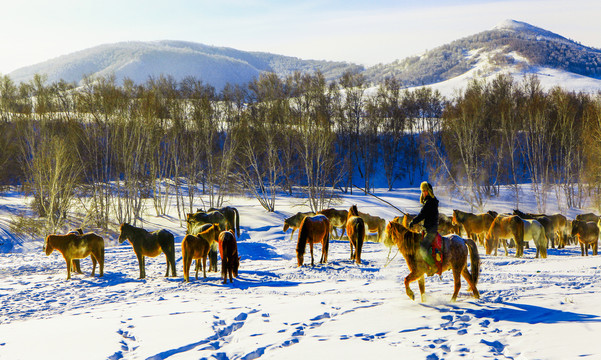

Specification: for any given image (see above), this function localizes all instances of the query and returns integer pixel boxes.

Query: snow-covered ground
[1,187,601,360]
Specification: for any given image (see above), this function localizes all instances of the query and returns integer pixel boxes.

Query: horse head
[43,235,54,255]
[118,223,131,243]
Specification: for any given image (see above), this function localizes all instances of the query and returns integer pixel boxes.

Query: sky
[1,0,600,74]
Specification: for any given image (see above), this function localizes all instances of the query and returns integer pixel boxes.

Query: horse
[358,211,386,242]
[346,205,365,264]
[44,232,105,280]
[187,210,227,272]
[571,220,599,256]
[296,214,330,266]
[219,230,240,284]
[485,215,524,257]
[208,206,240,237]
[181,223,221,282]
[522,219,548,258]
[283,211,315,241]
[118,223,177,279]
[439,213,462,236]
[317,208,348,239]
[513,210,568,249]
[452,209,494,245]
[576,213,600,223]
[382,221,480,302]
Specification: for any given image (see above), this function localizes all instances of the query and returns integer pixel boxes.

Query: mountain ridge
[7,19,601,93]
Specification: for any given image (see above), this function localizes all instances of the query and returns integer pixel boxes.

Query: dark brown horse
[317,208,349,239]
[118,223,177,279]
[485,215,524,257]
[346,205,365,264]
[208,206,240,237]
[571,220,599,256]
[219,230,240,284]
[182,223,221,282]
[44,232,105,280]
[296,215,330,266]
[452,210,494,245]
[382,221,480,302]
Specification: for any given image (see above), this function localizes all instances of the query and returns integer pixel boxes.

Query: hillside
[7,20,601,94]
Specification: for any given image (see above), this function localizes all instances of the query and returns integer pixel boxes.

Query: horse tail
[234,207,240,237]
[296,217,309,256]
[465,238,480,286]
[355,219,365,263]
[323,226,330,261]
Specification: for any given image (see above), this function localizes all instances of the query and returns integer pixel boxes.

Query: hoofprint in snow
[1,187,600,360]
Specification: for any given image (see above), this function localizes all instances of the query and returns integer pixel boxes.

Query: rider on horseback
[408,181,439,267]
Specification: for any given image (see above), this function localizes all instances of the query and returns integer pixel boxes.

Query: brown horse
[358,210,386,242]
[317,208,348,239]
[452,210,494,245]
[576,213,600,223]
[346,205,365,264]
[296,215,330,266]
[485,215,524,257]
[571,220,599,256]
[118,223,177,279]
[208,206,240,237]
[382,221,480,302]
[522,219,548,258]
[44,232,105,280]
[284,211,315,241]
[182,223,221,282]
[439,213,462,236]
[219,230,240,284]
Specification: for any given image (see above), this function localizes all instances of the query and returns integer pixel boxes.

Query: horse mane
[388,222,419,256]
[348,204,359,217]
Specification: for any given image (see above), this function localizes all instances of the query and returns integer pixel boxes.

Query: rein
[352,184,407,216]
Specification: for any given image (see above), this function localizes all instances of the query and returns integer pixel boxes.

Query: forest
[0,70,600,236]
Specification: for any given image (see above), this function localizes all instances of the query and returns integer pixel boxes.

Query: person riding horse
[408,181,439,267]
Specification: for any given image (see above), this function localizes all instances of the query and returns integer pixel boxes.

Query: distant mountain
[7,40,364,89]
[363,19,601,89]
[8,20,601,94]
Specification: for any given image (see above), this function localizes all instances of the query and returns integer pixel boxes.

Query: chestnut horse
[296,214,330,266]
[219,230,240,284]
[317,208,348,239]
[382,221,480,302]
[284,211,315,241]
[485,215,524,257]
[182,223,221,282]
[44,232,105,280]
[187,210,228,271]
[571,220,599,256]
[118,223,177,279]
[346,205,365,264]
[452,210,494,245]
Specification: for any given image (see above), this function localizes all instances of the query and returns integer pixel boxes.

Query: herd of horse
[43,202,600,302]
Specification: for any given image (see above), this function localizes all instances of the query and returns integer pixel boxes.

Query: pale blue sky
[1,0,600,74]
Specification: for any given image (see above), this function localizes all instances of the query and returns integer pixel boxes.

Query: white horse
[522,219,548,258]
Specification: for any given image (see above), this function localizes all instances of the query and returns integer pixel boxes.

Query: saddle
[432,233,443,276]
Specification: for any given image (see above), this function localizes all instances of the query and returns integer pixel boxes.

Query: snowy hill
[7,20,601,95]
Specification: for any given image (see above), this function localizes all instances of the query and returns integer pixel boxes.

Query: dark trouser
[421,231,436,251]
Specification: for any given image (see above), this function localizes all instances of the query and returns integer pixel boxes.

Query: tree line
[0,71,600,235]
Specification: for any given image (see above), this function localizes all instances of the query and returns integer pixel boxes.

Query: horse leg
[289,229,296,242]
[91,256,97,277]
[451,267,462,302]
[349,239,355,260]
[418,276,426,302]
[137,253,145,279]
[339,227,346,240]
[221,259,227,284]
[309,242,315,266]
[195,259,200,280]
[502,239,509,256]
[183,254,190,282]
[64,256,72,280]
[404,270,423,301]
[202,256,207,279]
[461,268,480,299]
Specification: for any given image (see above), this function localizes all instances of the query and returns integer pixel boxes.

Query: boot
[419,245,435,266]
